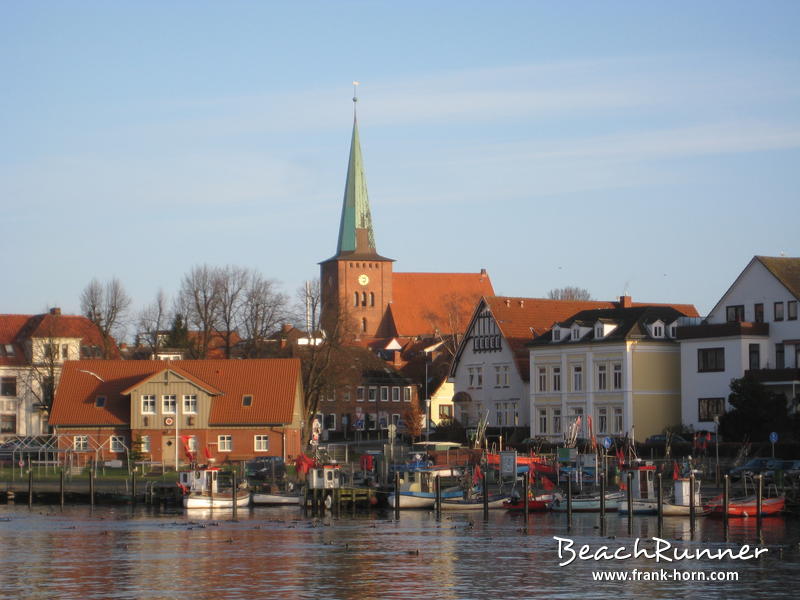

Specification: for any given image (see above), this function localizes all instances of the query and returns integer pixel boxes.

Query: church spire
[335,82,378,256]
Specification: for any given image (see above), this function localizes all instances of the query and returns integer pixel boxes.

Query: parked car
[644,434,689,445]
[728,458,772,481]
[761,459,795,483]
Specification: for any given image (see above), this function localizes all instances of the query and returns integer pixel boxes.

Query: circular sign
[769,431,778,444]
[603,436,613,450]
[164,417,174,426]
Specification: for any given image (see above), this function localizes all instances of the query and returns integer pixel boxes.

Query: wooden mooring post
[566,477,573,530]
[394,472,400,520]
[60,469,65,509]
[27,470,33,508]
[656,472,663,537]
[131,470,136,505]
[626,471,633,534]
[523,471,529,521]
[756,474,763,534]
[435,476,441,519]
[723,474,730,539]
[689,473,696,538]
[89,470,95,507]
[232,471,238,519]
[482,472,488,522]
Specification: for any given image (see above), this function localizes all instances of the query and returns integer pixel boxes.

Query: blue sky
[2,2,799,326]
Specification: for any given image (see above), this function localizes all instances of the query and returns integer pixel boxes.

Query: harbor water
[0,504,798,599]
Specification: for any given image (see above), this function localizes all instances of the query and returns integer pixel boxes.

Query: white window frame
[162,395,177,415]
[552,408,562,434]
[613,407,623,433]
[613,364,623,390]
[218,435,232,452]
[368,387,377,402]
[141,395,156,414]
[183,394,197,414]
[572,365,582,392]
[356,386,365,402]
[380,387,389,402]
[597,407,608,433]
[73,435,89,451]
[403,387,412,402]
[552,367,561,392]
[254,435,269,452]
[538,367,547,392]
[597,365,607,391]
[391,387,400,402]
[110,435,125,453]
[539,409,547,434]
[140,435,151,453]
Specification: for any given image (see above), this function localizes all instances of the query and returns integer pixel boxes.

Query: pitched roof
[0,315,30,366]
[756,256,800,299]
[530,305,693,346]
[50,359,301,427]
[388,271,495,337]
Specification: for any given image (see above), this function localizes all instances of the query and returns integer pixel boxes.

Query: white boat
[551,491,624,512]
[440,494,509,511]
[179,467,251,509]
[252,491,302,505]
[618,475,708,516]
[388,466,463,509]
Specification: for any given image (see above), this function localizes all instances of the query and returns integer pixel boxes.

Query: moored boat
[706,495,785,517]
[503,493,559,512]
[179,466,251,509]
[551,491,624,512]
[440,493,509,511]
[252,491,302,505]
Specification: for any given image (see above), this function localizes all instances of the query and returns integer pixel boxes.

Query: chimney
[393,350,402,367]
[518,299,524,308]
[480,268,487,278]
[505,299,511,307]
[50,307,61,315]
[619,295,632,308]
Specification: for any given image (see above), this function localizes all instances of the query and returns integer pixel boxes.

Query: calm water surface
[0,503,797,599]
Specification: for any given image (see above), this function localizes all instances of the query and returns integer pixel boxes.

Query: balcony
[744,368,800,384]
[677,321,769,340]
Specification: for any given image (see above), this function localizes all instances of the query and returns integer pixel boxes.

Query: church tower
[320,88,394,338]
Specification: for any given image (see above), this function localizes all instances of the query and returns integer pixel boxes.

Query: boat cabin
[673,478,701,506]
[308,464,342,490]
[179,467,222,495]
[622,461,656,500]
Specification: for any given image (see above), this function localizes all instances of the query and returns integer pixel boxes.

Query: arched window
[354,292,359,307]
[370,292,375,307]
[362,318,368,332]
[361,292,367,306]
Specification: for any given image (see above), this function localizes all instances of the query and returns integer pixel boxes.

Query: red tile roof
[0,315,31,366]
[50,359,301,427]
[388,272,495,337]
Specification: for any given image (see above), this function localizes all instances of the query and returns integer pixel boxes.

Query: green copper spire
[335,87,377,256]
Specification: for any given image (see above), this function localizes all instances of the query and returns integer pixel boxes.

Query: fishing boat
[706,495,786,517]
[387,466,464,509]
[252,487,302,505]
[551,490,624,512]
[178,467,251,509]
[440,493,509,511]
[503,492,560,512]
[620,477,710,516]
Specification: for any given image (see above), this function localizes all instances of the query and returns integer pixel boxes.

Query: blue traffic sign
[769,431,778,444]
[603,436,613,450]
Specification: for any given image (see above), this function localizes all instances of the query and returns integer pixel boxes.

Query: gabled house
[530,302,698,443]
[449,296,646,432]
[48,359,304,467]
[678,256,800,431]
[0,308,115,440]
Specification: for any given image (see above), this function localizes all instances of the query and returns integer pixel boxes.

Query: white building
[0,308,112,440]
[678,256,800,432]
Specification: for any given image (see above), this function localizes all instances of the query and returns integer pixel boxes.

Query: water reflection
[0,505,797,599]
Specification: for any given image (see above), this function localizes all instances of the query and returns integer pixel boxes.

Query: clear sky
[2,1,799,327]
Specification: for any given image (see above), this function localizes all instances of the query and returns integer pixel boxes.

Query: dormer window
[650,321,664,338]
[668,324,677,338]
[553,328,561,342]
[243,395,253,407]
[95,396,106,408]
[571,327,581,341]
[595,326,603,339]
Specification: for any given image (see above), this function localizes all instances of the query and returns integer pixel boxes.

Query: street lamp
[426,398,431,442]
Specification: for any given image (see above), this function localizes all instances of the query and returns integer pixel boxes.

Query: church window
[354,292,359,307]
[362,318,367,332]
[370,292,375,307]
[361,292,367,306]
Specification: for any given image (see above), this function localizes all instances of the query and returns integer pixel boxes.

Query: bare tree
[177,265,220,359]
[137,289,169,358]
[80,277,131,358]
[240,271,289,358]
[422,292,476,359]
[547,286,592,301]
[214,265,249,358]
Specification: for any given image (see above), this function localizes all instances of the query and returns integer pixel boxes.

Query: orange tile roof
[50,359,301,427]
[388,272,495,337]
[0,315,31,366]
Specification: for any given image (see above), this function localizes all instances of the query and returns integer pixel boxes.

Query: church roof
[387,271,495,337]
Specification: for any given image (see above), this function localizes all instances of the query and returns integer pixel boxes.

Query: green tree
[719,375,789,442]
[165,313,189,349]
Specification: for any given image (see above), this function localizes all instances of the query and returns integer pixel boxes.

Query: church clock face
[358,274,369,286]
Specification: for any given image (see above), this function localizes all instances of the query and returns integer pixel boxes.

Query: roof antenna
[352,80,360,119]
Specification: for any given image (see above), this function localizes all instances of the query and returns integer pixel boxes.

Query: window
[362,318,367,332]
[0,414,16,433]
[139,435,151,453]
[380,387,389,402]
[613,364,622,390]
[698,348,725,372]
[141,395,156,414]
[242,394,253,407]
[61,344,69,360]
[502,366,510,387]
[324,414,336,430]
[439,405,453,420]
[754,303,764,323]
[342,389,351,402]
[391,387,400,402]
[552,367,561,392]
[95,396,106,408]
[4,344,15,357]
[595,326,604,339]
[468,367,475,387]
[726,305,745,322]
[73,435,89,451]
[651,324,663,338]
[183,395,198,414]
[0,377,17,397]
[494,366,502,387]
[597,407,607,433]
[218,435,232,452]
[476,367,483,387]
[789,300,798,321]
[361,292,367,307]
[254,435,269,451]
[539,409,547,434]
[698,397,725,422]
[572,365,582,392]
[553,328,561,342]
[392,413,401,426]
[357,386,365,402]
[186,436,197,453]
[162,395,177,414]
[776,343,785,369]
[553,409,561,434]
[496,409,503,426]
[370,292,375,307]
[353,292,359,307]
[571,327,581,341]
[110,436,125,453]
[368,387,377,402]
[403,387,412,402]
[748,344,760,371]
[613,407,623,433]
[538,368,547,392]
[669,324,677,338]
[597,365,607,391]
[366,413,377,430]
[775,302,784,321]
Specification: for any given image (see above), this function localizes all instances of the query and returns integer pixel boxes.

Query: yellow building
[529,302,696,443]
